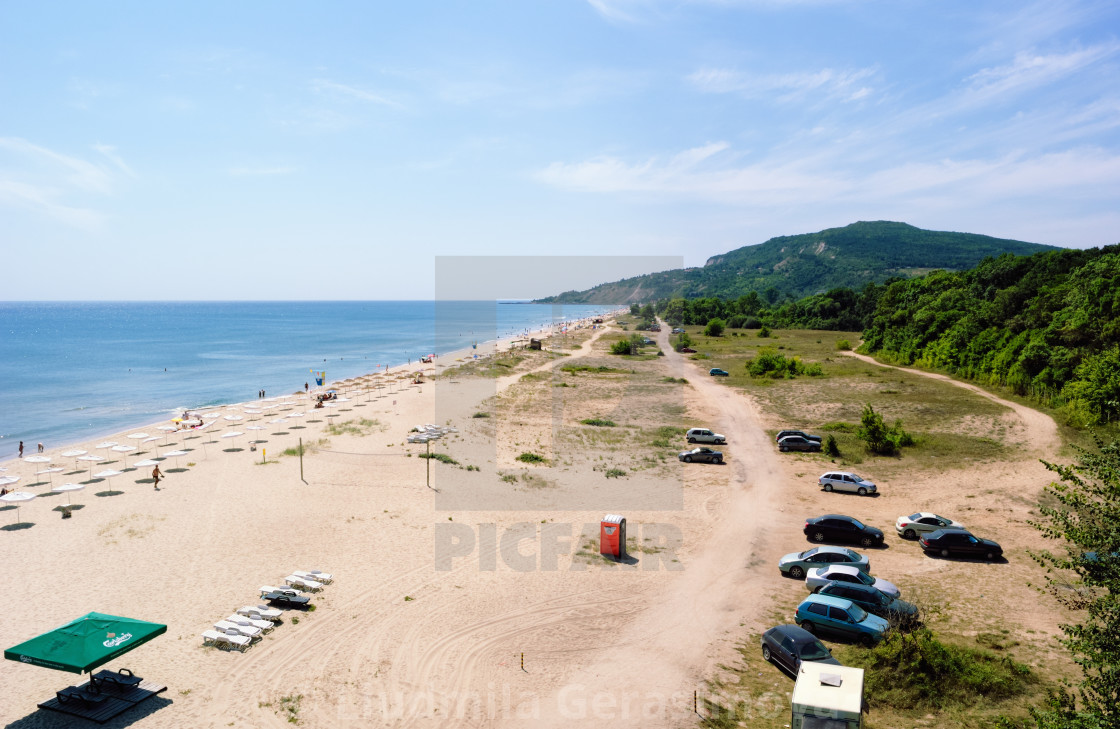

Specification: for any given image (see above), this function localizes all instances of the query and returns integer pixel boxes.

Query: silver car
[778,546,870,579]
[686,428,726,445]
[819,471,877,495]
[895,512,965,539]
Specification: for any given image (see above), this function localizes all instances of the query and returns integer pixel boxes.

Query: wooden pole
[299,437,304,481]
[426,440,431,489]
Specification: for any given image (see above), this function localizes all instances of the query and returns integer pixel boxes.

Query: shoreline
[0,312,618,465]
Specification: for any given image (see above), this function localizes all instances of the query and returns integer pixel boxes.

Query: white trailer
[790,662,864,729]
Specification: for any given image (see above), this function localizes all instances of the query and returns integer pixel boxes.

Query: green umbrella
[4,612,166,674]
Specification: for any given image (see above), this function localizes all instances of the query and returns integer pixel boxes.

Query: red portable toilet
[600,514,626,558]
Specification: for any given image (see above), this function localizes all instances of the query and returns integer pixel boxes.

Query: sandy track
[842,351,1060,460]
[502,324,787,728]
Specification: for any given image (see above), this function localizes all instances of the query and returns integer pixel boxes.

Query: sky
[2,0,1118,300]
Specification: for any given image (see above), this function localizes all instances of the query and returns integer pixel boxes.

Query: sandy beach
[0,315,1074,728]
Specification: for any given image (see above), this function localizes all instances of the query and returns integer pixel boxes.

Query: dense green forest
[652,245,1120,427]
[541,221,1055,304]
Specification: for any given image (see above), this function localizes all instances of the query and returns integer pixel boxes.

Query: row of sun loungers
[201,570,333,652]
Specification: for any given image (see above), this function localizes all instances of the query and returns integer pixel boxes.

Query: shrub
[747,347,805,378]
[605,468,626,479]
[857,404,914,455]
[674,332,693,351]
[517,452,546,464]
[804,362,825,377]
[842,627,1034,710]
[704,318,726,337]
[741,316,762,329]
[824,434,840,457]
[836,339,852,351]
[580,418,616,427]
[727,315,747,329]
[419,452,458,465]
[757,325,771,338]
[472,411,490,418]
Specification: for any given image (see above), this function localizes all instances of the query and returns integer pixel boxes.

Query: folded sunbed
[226,614,273,632]
[202,629,250,652]
[238,604,282,622]
[214,620,262,639]
[284,575,323,591]
[294,569,333,583]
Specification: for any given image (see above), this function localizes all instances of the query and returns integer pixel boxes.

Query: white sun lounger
[202,629,251,652]
[214,620,262,639]
[226,614,273,632]
[285,575,323,591]
[294,569,333,583]
[239,604,282,622]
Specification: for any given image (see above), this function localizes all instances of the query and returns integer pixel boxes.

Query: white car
[895,512,965,539]
[805,564,900,599]
[686,428,726,445]
[819,471,877,495]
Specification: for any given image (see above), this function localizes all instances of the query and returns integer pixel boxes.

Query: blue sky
[2,1,1118,300]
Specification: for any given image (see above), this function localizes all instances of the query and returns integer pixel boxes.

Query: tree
[704,318,726,337]
[1029,438,1120,727]
[674,332,693,351]
[629,303,640,316]
[858,404,894,455]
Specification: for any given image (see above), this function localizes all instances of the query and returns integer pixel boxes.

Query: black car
[678,447,724,464]
[760,624,840,674]
[776,430,822,443]
[919,529,1003,560]
[815,582,919,627]
[778,435,821,452]
[804,515,884,548]
[263,591,312,609]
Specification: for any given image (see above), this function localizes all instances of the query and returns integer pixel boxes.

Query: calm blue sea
[0,301,613,457]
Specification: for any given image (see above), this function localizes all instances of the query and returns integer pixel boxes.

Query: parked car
[776,430,822,443]
[795,594,890,646]
[778,435,821,452]
[804,515,885,548]
[686,427,726,445]
[709,368,730,377]
[818,471,877,496]
[671,328,685,334]
[760,624,840,674]
[919,529,1003,560]
[678,447,724,464]
[815,582,919,626]
[778,546,870,579]
[805,564,900,599]
[679,347,697,353]
[895,512,965,539]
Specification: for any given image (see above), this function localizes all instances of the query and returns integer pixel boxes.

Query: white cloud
[688,66,875,103]
[536,142,1120,212]
[311,79,402,109]
[965,43,1120,100]
[93,144,136,178]
[0,179,104,229]
[228,165,296,176]
[0,137,113,194]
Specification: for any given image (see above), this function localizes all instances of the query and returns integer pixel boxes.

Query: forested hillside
[653,244,1120,426]
[541,221,1055,303]
[861,246,1120,426]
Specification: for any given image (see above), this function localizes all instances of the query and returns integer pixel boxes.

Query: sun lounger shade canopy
[4,612,167,674]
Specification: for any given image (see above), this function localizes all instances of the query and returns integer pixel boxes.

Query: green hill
[538,221,1058,303]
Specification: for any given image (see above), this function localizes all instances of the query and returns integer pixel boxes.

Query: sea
[0,301,615,457]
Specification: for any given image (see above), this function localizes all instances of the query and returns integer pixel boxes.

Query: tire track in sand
[841,351,1060,460]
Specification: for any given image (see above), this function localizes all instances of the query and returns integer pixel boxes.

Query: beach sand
[0,315,1071,729]
[3,317,732,728]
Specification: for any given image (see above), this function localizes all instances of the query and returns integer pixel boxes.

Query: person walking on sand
[305,382,309,393]
[18,441,23,458]
[152,464,163,490]
[38,442,43,453]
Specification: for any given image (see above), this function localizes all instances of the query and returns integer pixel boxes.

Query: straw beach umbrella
[77,454,105,480]
[60,449,87,470]
[111,444,135,467]
[52,483,85,505]
[37,467,63,486]
[93,469,124,489]
[1,491,35,524]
